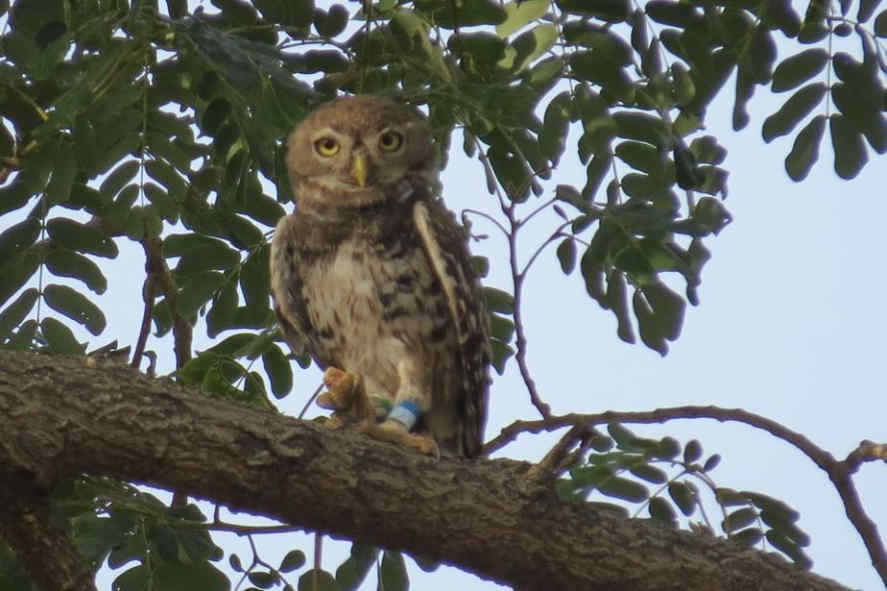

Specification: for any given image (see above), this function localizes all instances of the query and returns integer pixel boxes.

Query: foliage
[0,0,884,589]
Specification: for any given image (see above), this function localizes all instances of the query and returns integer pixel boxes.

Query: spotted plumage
[270,96,490,457]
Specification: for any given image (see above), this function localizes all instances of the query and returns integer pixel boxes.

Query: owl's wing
[270,214,315,364]
[413,199,492,458]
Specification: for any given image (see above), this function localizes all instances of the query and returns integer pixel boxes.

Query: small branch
[208,522,306,536]
[484,405,887,586]
[131,238,159,368]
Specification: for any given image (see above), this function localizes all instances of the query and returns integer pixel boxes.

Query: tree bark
[0,350,850,591]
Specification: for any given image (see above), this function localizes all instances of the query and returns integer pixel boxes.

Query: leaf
[771,49,829,92]
[629,463,667,484]
[497,0,549,37]
[612,112,669,147]
[40,316,84,353]
[556,238,576,274]
[380,550,408,591]
[45,141,78,205]
[762,83,827,142]
[0,288,39,337]
[598,476,648,502]
[723,507,758,533]
[645,1,703,27]
[298,569,337,591]
[46,218,118,258]
[165,234,240,273]
[483,287,514,314]
[829,113,868,179]
[335,543,376,591]
[557,0,630,22]
[43,284,106,335]
[668,481,697,516]
[539,91,571,163]
[0,250,41,308]
[99,160,140,200]
[683,439,702,463]
[45,249,108,294]
[0,218,41,263]
[176,271,228,317]
[648,496,677,527]
[262,344,293,398]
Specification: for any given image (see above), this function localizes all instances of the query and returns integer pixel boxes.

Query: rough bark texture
[0,350,851,591]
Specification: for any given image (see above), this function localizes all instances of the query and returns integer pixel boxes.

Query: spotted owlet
[270,96,491,458]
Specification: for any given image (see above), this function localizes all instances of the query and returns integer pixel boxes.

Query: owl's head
[286,96,437,208]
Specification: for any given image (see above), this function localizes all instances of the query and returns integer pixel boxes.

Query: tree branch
[0,351,854,591]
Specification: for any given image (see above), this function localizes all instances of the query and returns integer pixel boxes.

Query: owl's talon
[318,367,358,410]
[363,420,440,459]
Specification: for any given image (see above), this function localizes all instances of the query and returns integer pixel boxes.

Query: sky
[1,2,883,590]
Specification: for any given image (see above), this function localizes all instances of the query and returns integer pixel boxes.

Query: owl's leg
[363,358,439,458]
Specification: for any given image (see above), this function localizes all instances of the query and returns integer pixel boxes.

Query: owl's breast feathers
[270,188,491,457]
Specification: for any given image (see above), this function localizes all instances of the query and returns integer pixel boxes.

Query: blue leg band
[387,400,421,430]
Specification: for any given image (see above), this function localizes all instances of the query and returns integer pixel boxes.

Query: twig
[471,144,552,419]
[208,522,305,536]
[131,237,159,368]
[484,405,887,586]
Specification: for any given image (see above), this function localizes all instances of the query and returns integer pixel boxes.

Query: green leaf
[99,160,140,200]
[607,269,635,344]
[723,507,758,533]
[176,271,227,317]
[556,238,576,274]
[153,561,229,591]
[0,288,39,337]
[45,141,78,205]
[771,49,829,92]
[335,543,377,591]
[278,549,305,573]
[876,9,887,35]
[733,527,764,547]
[43,284,106,335]
[829,113,868,179]
[762,83,827,142]
[539,91,571,163]
[612,112,669,147]
[607,423,638,447]
[557,0,630,22]
[629,463,667,484]
[765,530,812,569]
[247,571,276,588]
[656,436,681,460]
[483,287,514,314]
[0,250,41,307]
[297,569,337,591]
[45,249,108,294]
[645,1,703,27]
[497,0,549,37]
[380,551,408,591]
[648,496,677,527]
[46,218,118,258]
[683,439,702,463]
[165,234,240,274]
[40,316,84,353]
[0,218,41,262]
[262,344,293,398]
[598,476,648,502]
[668,481,697,516]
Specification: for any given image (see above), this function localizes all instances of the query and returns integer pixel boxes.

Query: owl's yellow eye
[315,137,340,156]
[378,130,403,152]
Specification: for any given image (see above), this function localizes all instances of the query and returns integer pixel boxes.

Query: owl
[270,96,491,458]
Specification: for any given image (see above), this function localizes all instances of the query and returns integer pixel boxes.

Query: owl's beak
[350,152,368,188]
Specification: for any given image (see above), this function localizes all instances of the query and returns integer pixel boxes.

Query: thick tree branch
[0,351,852,591]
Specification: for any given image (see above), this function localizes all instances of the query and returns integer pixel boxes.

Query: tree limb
[0,351,852,591]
